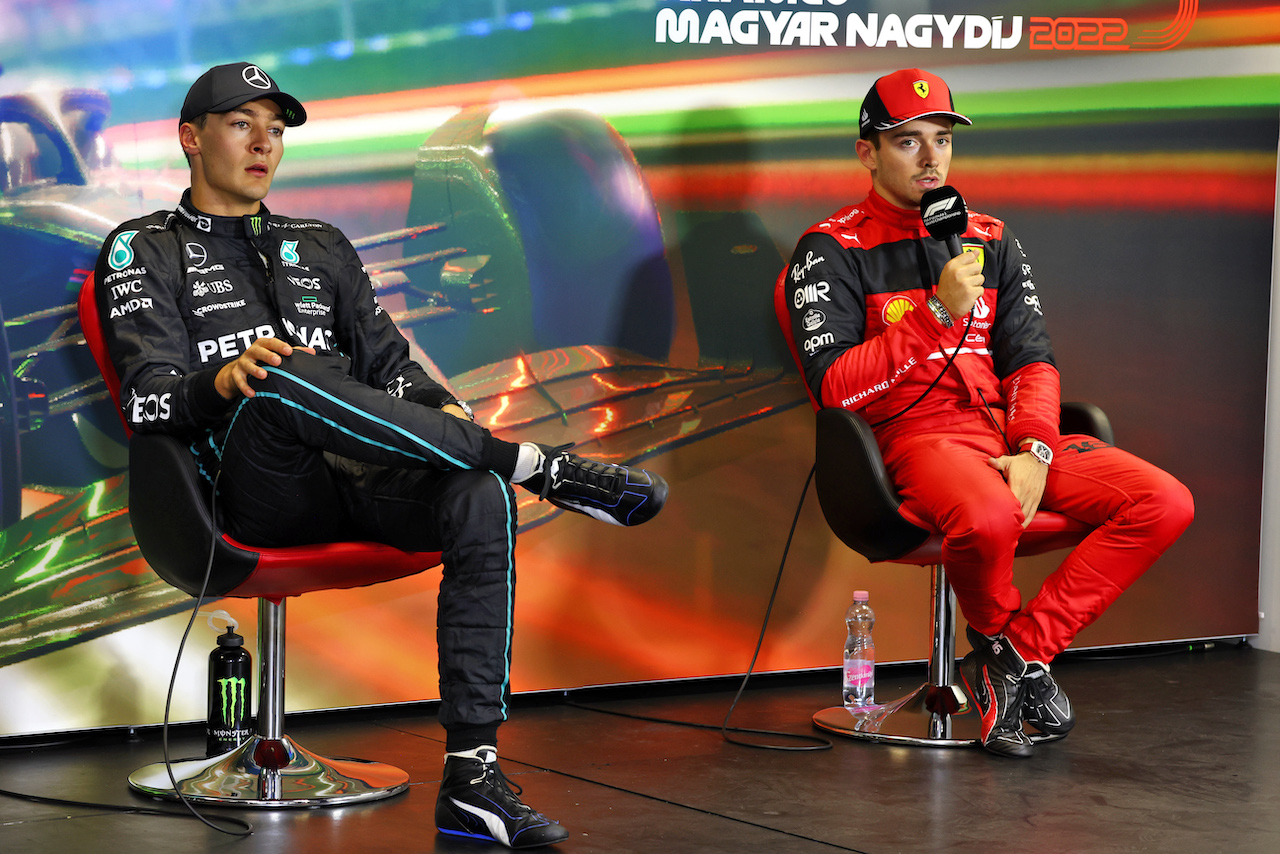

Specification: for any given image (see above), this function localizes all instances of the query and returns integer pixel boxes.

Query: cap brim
[203,92,307,126]
[873,110,972,132]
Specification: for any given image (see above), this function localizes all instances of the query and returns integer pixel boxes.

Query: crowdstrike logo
[653,1,1196,52]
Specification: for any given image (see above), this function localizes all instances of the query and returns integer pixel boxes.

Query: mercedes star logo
[186,242,208,266]
[242,65,272,90]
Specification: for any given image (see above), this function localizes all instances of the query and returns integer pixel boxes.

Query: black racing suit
[95,190,521,739]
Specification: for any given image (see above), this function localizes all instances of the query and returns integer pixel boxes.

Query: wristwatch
[450,399,474,420]
[1021,439,1053,467]
[926,295,954,328]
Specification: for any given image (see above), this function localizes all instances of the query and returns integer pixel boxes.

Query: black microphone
[920,185,968,258]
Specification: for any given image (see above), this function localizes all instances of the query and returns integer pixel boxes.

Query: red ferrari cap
[859,68,971,138]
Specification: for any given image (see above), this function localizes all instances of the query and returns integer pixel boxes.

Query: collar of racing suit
[173,189,304,348]
[862,186,932,237]
[176,188,274,241]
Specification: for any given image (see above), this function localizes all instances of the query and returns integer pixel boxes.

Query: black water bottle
[206,625,253,757]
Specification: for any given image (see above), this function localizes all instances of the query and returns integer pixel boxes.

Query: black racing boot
[523,443,667,527]
[435,747,569,849]
[1022,661,1075,736]
[960,628,1033,758]
[967,625,1075,738]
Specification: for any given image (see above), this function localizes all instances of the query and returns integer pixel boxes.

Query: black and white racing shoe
[960,629,1033,758]
[525,443,667,527]
[1022,662,1075,736]
[435,748,569,849]
[967,625,1074,738]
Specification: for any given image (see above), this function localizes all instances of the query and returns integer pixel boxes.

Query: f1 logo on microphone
[923,196,958,221]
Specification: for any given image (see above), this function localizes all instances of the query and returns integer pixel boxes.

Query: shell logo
[882,295,917,325]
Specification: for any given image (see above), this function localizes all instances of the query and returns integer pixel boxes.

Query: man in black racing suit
[95,63,667,849]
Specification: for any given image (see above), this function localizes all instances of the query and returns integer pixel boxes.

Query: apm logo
[1030,0,1197,51]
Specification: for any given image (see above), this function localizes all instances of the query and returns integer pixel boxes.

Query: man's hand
[987,451,1048,528]
[440,403,472,421]
[935,250,985,318]
[215,338,316,400]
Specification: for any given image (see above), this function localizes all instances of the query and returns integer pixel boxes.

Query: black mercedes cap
[180,62,307,127]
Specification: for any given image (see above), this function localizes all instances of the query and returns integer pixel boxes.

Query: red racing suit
[783,188,1193,662]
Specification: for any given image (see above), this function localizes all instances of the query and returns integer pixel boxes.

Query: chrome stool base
[814,567,1064,749]
[128,734,409,808]
[813,682,1063,748]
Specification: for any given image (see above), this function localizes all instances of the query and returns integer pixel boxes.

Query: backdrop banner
[0,0,1271,735]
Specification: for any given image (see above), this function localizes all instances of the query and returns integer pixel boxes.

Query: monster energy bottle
[206,624,253,757]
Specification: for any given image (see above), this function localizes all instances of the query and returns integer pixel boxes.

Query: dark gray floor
[2,643,1277,853]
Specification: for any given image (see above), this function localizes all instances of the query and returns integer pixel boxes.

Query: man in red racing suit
[781,68,1193,757]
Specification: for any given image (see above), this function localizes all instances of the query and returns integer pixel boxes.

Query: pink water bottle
[842,591,875,708]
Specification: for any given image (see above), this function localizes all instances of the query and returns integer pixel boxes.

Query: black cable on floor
[0,471,253,837]
[1069,638,1245,661]
[0,784,252,832]
[567,465,832,751]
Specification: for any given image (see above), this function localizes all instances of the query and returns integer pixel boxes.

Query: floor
[2,642,1277,853]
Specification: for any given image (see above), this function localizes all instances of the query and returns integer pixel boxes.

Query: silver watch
[926,295,954,328]
[451,399,474,420]
[1023,439,1053,467]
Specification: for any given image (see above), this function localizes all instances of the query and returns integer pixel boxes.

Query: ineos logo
[243,65,272,90]
[186,242,207,266]
[129,391,172,423]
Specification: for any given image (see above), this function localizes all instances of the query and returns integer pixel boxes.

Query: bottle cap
[218,627,244,647]
[853,590,869,601]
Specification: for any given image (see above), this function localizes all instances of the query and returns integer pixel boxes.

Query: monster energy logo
[248,215,263,236]
[217,676,248,726]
